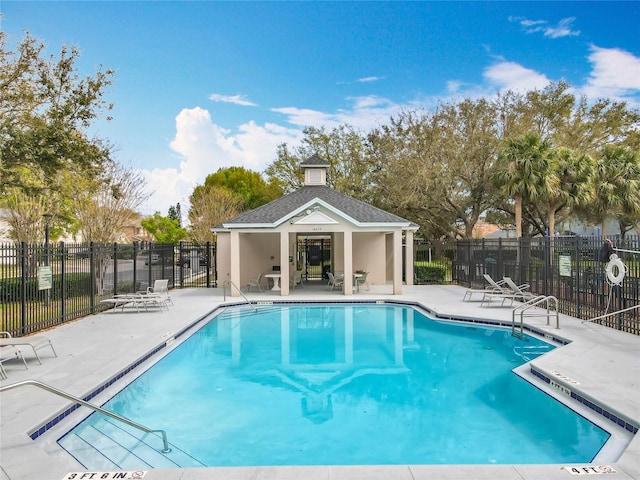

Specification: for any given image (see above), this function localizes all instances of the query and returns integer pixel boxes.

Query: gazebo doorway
[296,235,332,281]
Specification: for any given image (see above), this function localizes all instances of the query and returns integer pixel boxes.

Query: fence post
[89,242,96,312]
[544,236,550,297]
[179,241,185,288]
[20,242,27,335]
[206,241,211,288]
[60,242,67,322]
[133,242,138,293]
[113,243,119,295]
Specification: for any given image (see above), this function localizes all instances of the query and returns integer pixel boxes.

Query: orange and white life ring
[605,254,626,286]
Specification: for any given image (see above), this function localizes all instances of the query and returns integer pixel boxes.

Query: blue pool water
[60,304,609,467]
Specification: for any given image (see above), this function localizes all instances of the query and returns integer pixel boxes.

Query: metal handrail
[512,295,560,338]
[586,304,640,324]
[0,380,171,453]
[223,276,257,312]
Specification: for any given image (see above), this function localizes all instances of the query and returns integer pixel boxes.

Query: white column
[343,230,353,295]
[405,230,414,286]
[393,229,403,294]
[279,231,290,296]
[230,231,240,297]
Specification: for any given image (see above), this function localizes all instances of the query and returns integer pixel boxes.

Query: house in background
[213,155,419,296]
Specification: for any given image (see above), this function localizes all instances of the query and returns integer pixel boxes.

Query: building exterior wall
[353,232,386,286]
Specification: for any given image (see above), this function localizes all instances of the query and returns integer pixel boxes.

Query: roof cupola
[299,154,329,186]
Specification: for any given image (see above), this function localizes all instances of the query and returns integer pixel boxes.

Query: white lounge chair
[502,277,536,302]
[463,274,510,301]
[0,346,29,379]
[247,273,264,292]
[480,277,531,307]
[139,279,172,307]
[101,292,167,313]
[0,332,57,364]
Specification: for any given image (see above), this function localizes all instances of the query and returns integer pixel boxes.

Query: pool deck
[1,284,639,480]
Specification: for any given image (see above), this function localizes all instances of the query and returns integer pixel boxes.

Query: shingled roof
[218,185,416,228]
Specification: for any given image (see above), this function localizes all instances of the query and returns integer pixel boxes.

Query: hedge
[415,264,446,284]
[0,273,92,303]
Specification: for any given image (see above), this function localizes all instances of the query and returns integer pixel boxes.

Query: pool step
[513,344,553,362]
[59,417,205,469]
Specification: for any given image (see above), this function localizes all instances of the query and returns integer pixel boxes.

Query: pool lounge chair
[0,332,57,364]
[0,346,29,379]
[139,279,172,307]
[463,274,510,301]
[101,293,167,313]
[502,277,536,302]
[480,277,531,307]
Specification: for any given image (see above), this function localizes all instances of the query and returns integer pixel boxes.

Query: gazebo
[213,155,418,296]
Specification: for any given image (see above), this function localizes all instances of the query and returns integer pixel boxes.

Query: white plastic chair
[247,273,264,292]
[327,272,344,291]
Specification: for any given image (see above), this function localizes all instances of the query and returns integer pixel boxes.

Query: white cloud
[208,93,257,106]
[509,16,579,38]
[139,107,299,216]
[543,17,580,39]
[357,76,384,83]
[273,96,403,131]
[484,61,551,93]
[582,45,640,101]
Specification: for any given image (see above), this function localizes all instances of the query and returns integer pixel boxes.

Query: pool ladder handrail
[223,276,257,312]
[512,295,560,338]
[0,379,171,453]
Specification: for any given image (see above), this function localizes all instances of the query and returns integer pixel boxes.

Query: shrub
[415,264,446,284]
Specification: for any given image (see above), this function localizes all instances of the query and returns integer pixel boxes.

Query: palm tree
[493,133,553,238]
[545,147,595,236]
[589,146,640,238]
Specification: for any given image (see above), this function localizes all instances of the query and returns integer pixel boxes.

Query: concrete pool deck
[0,284,638,480]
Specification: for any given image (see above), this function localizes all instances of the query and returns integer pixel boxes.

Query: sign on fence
[558,255,572,277]
[37,266,52,290]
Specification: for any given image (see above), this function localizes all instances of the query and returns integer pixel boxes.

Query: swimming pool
[59,303,609,468]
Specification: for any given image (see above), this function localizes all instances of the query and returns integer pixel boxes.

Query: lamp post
[43,213,52,265]
[43,213,52,306]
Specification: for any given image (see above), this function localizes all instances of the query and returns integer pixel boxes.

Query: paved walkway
[1,285,639,480]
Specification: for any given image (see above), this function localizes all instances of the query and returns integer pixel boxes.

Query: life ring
[605,254,626,286]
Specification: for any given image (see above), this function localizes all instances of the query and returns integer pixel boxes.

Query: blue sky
[2,1,639,216]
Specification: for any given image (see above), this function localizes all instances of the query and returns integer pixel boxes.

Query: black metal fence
[453,236,640,334]
[0,241,216,337]
[3,236,638,337]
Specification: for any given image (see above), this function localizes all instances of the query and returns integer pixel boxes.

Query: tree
[543,147,594,236]
[583,146,640,238]
[141,213,188,243]
[0,31,114,196]
[367,100,502,239]
[70,163,149,243]
[266,125,374,200]
[68,162,149,294]
[492,133,553,238]
[188,185,243,243]
[204,166,281,210]
[168,203,183,227]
